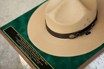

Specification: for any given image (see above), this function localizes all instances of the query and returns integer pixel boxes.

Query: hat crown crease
[45,0,97,34]
[28,0,104,56]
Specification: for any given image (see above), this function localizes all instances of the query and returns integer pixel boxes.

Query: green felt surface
[0,1,104,69]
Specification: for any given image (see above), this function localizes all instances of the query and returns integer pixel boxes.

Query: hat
[28,0,104,57]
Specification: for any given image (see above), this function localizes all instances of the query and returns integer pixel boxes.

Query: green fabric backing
[0,1,104,69]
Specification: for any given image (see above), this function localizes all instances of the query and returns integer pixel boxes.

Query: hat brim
[28,0,104,57]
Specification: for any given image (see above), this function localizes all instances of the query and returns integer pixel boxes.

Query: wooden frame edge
[1,29,103,69]
[78,48,104,69]
[0,30,36,69]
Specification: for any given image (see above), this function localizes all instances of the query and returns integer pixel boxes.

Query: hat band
[46,14,97,39]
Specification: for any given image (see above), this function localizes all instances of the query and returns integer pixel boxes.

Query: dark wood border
[78,48,104,69]
[0,30,36,69]
[1,29,104,69]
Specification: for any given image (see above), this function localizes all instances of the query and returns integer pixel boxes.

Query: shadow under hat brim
[28,0,104,57]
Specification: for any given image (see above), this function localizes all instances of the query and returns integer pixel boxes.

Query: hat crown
[45,0,97,34]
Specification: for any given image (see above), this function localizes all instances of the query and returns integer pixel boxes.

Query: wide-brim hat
[28,0,104,57]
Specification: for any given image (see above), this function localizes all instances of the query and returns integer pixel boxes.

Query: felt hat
[28,0,104,56]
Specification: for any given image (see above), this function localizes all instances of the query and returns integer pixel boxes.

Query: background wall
[0,0,45,69]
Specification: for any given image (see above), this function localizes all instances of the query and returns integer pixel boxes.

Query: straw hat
[28,0,104,57]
